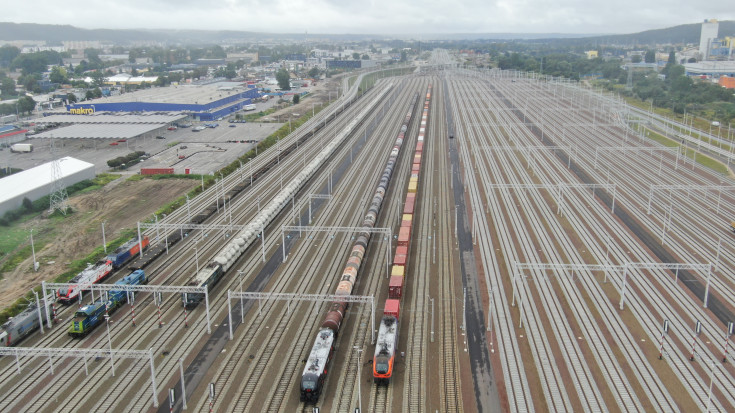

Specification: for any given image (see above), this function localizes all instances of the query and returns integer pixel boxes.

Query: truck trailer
[10,143,32,153]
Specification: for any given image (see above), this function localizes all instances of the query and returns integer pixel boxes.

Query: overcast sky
[5,0,735,35]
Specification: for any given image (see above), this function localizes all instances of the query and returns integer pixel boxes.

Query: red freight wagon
[389,276,404,299]
[398,225,411,247]
[411,164,420,175]
[384,299,400,318]
[413,154,421,165]
[403,193,416,214]
[393,245,408,266]
[140,168,174,175]
[415,141,424,153]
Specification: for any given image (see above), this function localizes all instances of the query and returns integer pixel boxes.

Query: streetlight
[105,314,115,376]
[194,245,199,274]
[101,221,107,254]
[237,270,245,323]
[353,346,363,413]
[30,229,37,272]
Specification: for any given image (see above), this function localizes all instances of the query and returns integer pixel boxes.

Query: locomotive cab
[300,372,323,402]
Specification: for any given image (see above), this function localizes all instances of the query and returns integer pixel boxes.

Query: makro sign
[69,107,94,115]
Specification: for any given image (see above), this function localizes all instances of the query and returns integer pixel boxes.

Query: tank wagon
[300,93,419,403]
[68,270,146,338]
[180,87,394,309]
[57,260,113,304]
[373,84,432,384]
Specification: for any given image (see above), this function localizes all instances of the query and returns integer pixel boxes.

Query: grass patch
[167,141,180,148]
[642,127,729,174]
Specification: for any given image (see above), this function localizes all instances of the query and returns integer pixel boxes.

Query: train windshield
[375,361,389,374]
[301,380,316,390]
[57,288,68,298]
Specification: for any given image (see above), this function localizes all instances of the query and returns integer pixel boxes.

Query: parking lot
[0,118,281,176]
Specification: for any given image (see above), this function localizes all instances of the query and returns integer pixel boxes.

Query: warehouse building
[65,82,260,121]
[0,156,95,216]
[0,126,28,147]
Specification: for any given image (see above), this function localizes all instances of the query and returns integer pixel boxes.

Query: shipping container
[407,181,418,194]
[384,299,400,318]
[403,193,416,214]
[388,276,404,299]
[391,265,405,277]
[393,245,408,266]
[140,168,174,175]
[413,154,421,164]
[416,141,424,153]
[398,226,411,247]
[401,214,412,227]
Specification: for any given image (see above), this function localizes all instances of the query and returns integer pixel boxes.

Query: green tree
[1,76,15,96]
[361,54,370,60]
[293,94,300,104]
[89,71,106,88]
[276,68,291,91]
[0,45,20,67]
[644,50,656,63]
[631,55,642,63]
[17,95,36,114]
[308,67,320,79]
[352,52,360,60]
[49,66,68,84]
[66,93,77,103]
[12,53,49,75]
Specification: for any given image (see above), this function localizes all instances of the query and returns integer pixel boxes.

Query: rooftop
[0,156,94,204]
[86,82,252,106]
[33,124,166,139]
[36,113,186,125]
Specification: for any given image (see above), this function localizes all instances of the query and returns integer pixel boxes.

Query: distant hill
[538,21,735,46]
[1,21,734,46]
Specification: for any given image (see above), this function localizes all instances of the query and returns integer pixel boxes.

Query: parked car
[155,136,166,139]
[167,126,177,131]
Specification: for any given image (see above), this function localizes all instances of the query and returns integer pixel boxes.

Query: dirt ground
[0,75,345,311]
[0,177,197,309]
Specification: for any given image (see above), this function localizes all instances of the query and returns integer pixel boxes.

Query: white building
[699,19,719,61]
[0,157,95,216]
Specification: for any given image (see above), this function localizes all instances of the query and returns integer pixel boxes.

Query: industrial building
[0,126,28,147]
[699,19,720,60]
[326,60,378,70]
[0,156,95,216]
[65,82,260,121]
[683,61,735,78]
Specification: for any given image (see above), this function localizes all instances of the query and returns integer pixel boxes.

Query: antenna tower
[48,143,69,215]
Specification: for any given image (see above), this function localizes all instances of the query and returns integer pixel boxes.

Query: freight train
[300,93,419,403]
[0,301,50,347]
[107,235,150,269]
[373,84,431,384]
[68,270,146,338]
[178,87,393,310]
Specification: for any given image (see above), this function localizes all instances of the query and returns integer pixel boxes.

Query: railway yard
[2,50,735,412]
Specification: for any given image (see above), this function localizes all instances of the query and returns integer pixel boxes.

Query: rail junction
[1,51,735,412]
